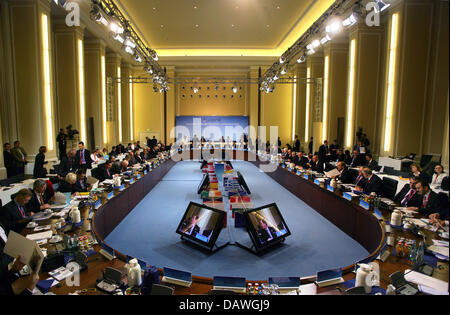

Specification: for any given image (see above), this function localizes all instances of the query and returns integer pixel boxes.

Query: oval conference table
[22,150,448,295]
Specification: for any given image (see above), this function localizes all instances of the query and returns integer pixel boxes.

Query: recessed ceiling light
[276,6,280,9]
[266,25,270,28]
[153,7,156,10]
[195,24,199,28]
[193,5,197,9]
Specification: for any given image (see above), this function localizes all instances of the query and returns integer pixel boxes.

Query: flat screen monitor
[244,203,291,251]
[237,171,251,194]
[176,202,225,249]
[197,174,210,194]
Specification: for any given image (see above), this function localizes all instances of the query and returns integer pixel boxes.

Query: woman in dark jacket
[33,146,48,178]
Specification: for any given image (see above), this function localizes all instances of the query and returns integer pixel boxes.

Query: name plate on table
[304,174,309,180]
[137,174,141,179]
[95,199,101,209]
[373,208,383,220]
[343,192,353,201]
[129,178,134,184]
[327,185,335,192]
[314,179,321,185]
[296,170,301,176]
[119,184,125,191]
[288,167,292,172]
[281,164,286,169]
[144,170,147,175]
[360,200,370,210]
[107,191,114,200]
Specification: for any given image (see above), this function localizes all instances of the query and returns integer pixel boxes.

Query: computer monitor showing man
[244,203,291,251]
[176,202,225,249]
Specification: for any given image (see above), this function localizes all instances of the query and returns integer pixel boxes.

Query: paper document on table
[3,231,44,273]
[324,169,340,178]
[419,284,449,295]
[406,218,428,228]
[432,240,449,247]
[26,230,53,241]
[404,270,448,294]
[427,245,449,257]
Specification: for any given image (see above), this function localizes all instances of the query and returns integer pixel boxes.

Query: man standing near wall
[11,141,27,176]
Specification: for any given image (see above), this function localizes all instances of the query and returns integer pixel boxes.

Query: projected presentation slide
[245,203,291,249]
[176,202,225,247]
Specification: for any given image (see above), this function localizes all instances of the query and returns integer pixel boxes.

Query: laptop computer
[315,268,344,287]
[213,276,246,293]
[162,267,192,287]
[268,277,300,291]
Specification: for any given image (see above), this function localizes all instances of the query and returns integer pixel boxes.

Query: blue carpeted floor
[105,161,368,280]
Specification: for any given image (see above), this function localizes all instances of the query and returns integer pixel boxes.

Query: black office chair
[91,167,103,181]
[374,165,382,172]
[437,192,449,215]
[345,286,368,295]
[347,168,359,183]
[324,163,335,172]
[381,177,398,201]
[383,166,394,175]
[441,176,449,191]
[208,289,236,295]
[420,155,433,169]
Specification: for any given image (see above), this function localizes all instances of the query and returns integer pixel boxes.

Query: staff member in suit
[33,146,48,179]
[74,142,92,170]
[308,137,313,155]
[365,153,378,171]
[355,167,382,195]
[257,219,277,245]
[431,164,447,187]
[11,141,27,176]
[318,140,330,163]
[25,180,51,214]
[332,161,353,184]
[0,189,33,234]
[57,173,77,194]
[3,143,16,178]
[58,149,76,179]
[56,128,67,160]
[293,135,300,152]
[407,180,440,216]
[394,176,421,207]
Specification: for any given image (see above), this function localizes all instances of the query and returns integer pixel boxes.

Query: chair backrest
[441,176,449,191]
[381,177,398,200]
[437,192,449,212]
[150,284,174,295]
[324,163,335,172]
[420,155,433,168]
[348,168,359,183]
[383,166,394,175]
[208,289,236,295]
[91,167,102,180]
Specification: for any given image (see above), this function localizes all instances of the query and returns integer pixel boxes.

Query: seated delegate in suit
[57,173,77,194]
[179,215,200,237]
[429,195,449,224]
[365,153,379,171]
[431,164,447,187]
[25,179,51,214]
[33,146,48,179]
[294,152,308,168]
[350,150,365,167]
[0,189,33,234]
[110,156,121,175]
[332,161,353,184]
[406,180,440,216]
[354,166,367,187]
[355,167,382,195]
[394,176,421,207]
[120,160,129,173]
[98,160,114,181]
[74,169,92,193]
[335,149,346,162]
[256,219,278,245]
[74,142,92,170]
[308,155,324,173]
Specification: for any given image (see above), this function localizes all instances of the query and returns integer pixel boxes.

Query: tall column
[120,63,132,145]
[381,0,435,157]
[7,0,57,162]
[294,64,307,150]
[53,22,86,150]
[105,53,122,147]
[323,42,348,147]
[306,56,324,153]
[442,91,449,170]
[84,39,106,150]
[248,66,259,148]
[347,23,383,153]
[165,66,176,145]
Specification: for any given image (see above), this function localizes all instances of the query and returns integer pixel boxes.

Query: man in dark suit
[354,166,367,187]
[256,219,278,245]
[412,180,440,216]
[308,137,313,155]
[0,189,33,234]
[33,146,48,179]
[335,149,346,162]
[350,150,365,167]
[58,149,76,178]
[98,160,114,182]
[365,153,379,171]
[334,162,353,184]
[25,180,51,214]
[74,142,92,170]
[394,177,421,207]
[294,151,308,168]
[11,141,27,176]
[3,143,16,178]
[109,156,121,175]
[318,140,330,163]
[56,128,67,160]
[329,140,339,161]
[308,155,324,173]
[356,167,382,195]
[293,135,300,152]
[73,169,91,193]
